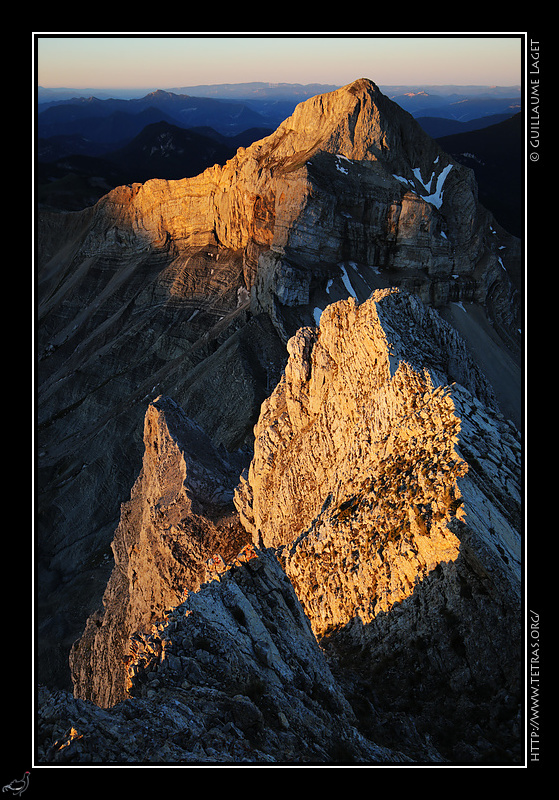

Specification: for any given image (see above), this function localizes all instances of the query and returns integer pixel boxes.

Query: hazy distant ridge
[38,81,521,103]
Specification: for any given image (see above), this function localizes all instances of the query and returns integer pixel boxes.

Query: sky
[35,33,524,92]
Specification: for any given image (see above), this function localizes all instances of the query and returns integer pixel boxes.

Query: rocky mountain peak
[226,77,448,207]
[39,78,519,336]
[272,77,428,161]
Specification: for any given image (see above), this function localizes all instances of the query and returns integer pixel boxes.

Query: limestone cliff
[63,386,440,762]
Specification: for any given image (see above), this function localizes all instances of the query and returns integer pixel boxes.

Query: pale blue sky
[36,34,523,91]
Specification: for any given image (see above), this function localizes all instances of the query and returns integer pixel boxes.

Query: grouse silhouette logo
[2,773,30,796]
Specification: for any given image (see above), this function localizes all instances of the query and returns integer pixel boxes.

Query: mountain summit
[258,78,441,168]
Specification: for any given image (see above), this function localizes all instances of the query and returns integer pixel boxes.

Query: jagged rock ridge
[53,287,522,764]
[235,290,521,761]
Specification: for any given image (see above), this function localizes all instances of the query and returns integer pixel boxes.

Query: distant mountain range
[414,113,516,138]
[384,88,521,122]
[37,89,271,139]
[39,81,521,102]
[37,82,521,131]
[36,83,523,233]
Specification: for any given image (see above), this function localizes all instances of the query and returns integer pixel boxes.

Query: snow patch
[394,160,453,209]
[393,174,409,186]
[412,163,453,209]
[335,154,351,174]
[339,263,357,298]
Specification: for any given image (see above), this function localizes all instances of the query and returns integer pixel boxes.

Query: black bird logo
[2,773,30,796]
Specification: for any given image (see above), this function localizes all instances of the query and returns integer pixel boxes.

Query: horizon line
[37,80,523,91]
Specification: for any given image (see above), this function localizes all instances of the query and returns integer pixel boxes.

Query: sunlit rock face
[235,289,522,760]
[69,396,250,709]
[236,290,520,625]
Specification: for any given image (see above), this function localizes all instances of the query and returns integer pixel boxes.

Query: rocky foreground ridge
[38,288,522,764]
[36,79,523,764]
